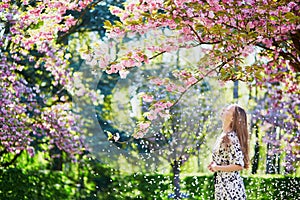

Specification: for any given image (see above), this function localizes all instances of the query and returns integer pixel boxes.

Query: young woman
[208,104,250,200]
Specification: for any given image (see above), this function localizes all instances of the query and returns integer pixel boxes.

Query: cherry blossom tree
[99,0,300,125]
[0,0,104,167]
[251,82,299,173]
[83,0,300,173]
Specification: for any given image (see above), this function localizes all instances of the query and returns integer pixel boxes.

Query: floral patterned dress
[212,131,246,200]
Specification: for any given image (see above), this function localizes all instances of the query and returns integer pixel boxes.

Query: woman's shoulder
[228,131,239,142]
[228,131,236,136]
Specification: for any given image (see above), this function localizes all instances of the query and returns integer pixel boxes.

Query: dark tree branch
[57,0,104,43]
[256,43,300,72]
[169,63,222,110]
[1,151,23,168]
[148,51,167,60]
[188,24,221,45]
[0,148,7,157]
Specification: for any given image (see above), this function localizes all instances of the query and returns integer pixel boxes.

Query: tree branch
[149,51,167,60]
[57,0,104,43]
[256,43,300,72]
[187,24,221,45]
[0,148,7,157]
[1,151,23,168]
[169,63,221,110]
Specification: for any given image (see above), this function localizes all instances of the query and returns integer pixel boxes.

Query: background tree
[0,0,130,168]
[0,0,96,168]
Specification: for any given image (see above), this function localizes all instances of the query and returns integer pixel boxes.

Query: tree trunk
[266,144,276,174]
[233,80,238,99]
[266,128,276,174]
[78,160,85,200]
[197,148,201,172]
[276,128,281,174]
[233,61,239,100]
[0,151,23,168]
[172,160,181,200]
[50,146,63,171]
[251,126,260,174]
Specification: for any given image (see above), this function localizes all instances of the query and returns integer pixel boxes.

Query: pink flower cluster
[133,121,151,139]
[0,0,93,159]
[34,103,85,158]
[133,100,172,139]
[106,50,149,78]
[0,61,37,156]
[148,70,200,95]
[142,94,154,103]
[107,0,299,77]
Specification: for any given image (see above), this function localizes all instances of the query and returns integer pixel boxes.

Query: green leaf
[141,12,151,17]
[114,20,124,27]
[254,72,263,81]
[285,12,296,21]
[106,131,113,140]
[269,15,278,21]
[174,17,181,24]
[103,20,112,30]
[164,0,172,6]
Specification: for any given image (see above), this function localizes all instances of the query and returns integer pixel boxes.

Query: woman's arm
[210,162,243,172]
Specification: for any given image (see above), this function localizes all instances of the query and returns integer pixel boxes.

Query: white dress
[212,131,246,200]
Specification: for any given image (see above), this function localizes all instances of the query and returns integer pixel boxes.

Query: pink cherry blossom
[142,94,154,102]
[139,122,151,130]
[150,78,164,86]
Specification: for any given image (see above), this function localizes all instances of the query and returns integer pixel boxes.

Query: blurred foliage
[0,155,118,200]
[109,173,172,200]
[112,174,300,199]
[1,167,299,200]
[0,168,71,200]
[243,175,300,199]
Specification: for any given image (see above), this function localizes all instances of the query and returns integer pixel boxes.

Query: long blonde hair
[222,105,250,169]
